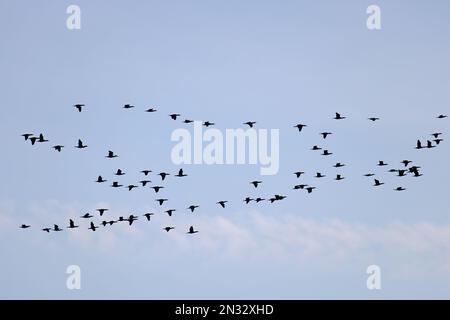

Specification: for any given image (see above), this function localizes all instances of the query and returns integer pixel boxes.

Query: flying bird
[53,145,64,152]
[165,209,176,217]
[394,187,406,191]
[368,117,380,122]
[123,104,135,109]
[373,179,384,186]
[88,222,99,231]
[364,173,375,177]
[315,172,325,178]
[139,180,151,187]
[293,184,308,190]
[53,224,63,232]
[294,124,307,132]
[187,226,199,234]
[42,228,51,233]
[255,197,265,203]
[111,182,123,188]
[311,145,322,151]
[426,140,435,148]
[74,104,85,112]
[158,172,170,180]
[106,150,118,158]
[143,213,154,221]
[203,121,215,127]
[244,121,257,128]
[378,161,388,166]
[437,114,448,119]
[335,174,345,181]
[294,171,305,178]
[141,170,152,176]
[22,133,33,141]
[415,140,423,149]
[127,185,138,191]
[38,134,49,143]
[81,213,93,219]
[184,119,194,124]
[96,209,109,216]
[127,215,138,225]
[115,169,125,176]
[320,132,332,139]
[67,219,79,229]
[169,113,181,120]
[431,133,442,139]
[20,224,31,229]
[75,139,87,149]
[151,186,164,193]
[334,163,345,168]
[244,197,254,204]
[401,160,412,167]
[322,150,333,156]
[334,112,346,120]
[164,227,174,232]
[188,205,199,213]
[250,181,262,188]
[217,201,228,208]
[96,176,107,183]
[146,108,157,112]
[156,199,168,206]
[175,169,187,177]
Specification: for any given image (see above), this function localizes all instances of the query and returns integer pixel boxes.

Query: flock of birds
[19,104,448,235]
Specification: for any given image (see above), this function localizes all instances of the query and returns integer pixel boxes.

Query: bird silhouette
[96,208,109,216]
[217,201,228,208]
[187,226,198,234]
[378,161,388,166]
[20,224,30,229]
[156,199,168,206]
[139,180,151,187]
[22,133,33,141]
[175,169,187,177]
[141,170,152,176]
[415,140,423,149]
[334,163,345,168]
[397,170,407,177]
[184,119,194,124]
[294,171,305,178]
[401,160,412,167]
[81,213,93,219]
[311,145,322,151]
[251,181,262,188]
[434,139,444,145]
[164,227,175,232]
[42,228,51,233]
[111,181,123,188]
[244,197,254,204]
[29,137,38,145]
[143,213,154,221]
[165,209,176,217]
[294,124,307,132]
[74,104,85,112]
[188,205,199,213]
[255,197,265,203]
[146,108,157,112]
[127,185,138,191]
[53,145,64,152]
[106,150,118,158]
[431,133,442,139]
[53,224,63,232]
[315,172,325,178]
[244,121,257,128]
[203,121,215,127]
[151,186,164,193]
[437,114,448,119]
[334,112,346,120]
[38,134,49,143]
[426,140,435,148]
[127,215,138,225]
[158,172,170,180]
[368,117,380,122]
[169,113,181,120]
[88,222,99,231]
[67,219,79,229]
[322,150,333,156]
[115,169,125,176]
[364,173,375,177]
[123,104,135,109]
[335,174,345,181]
[306,187,316,193]
[320,132,332,139]
[96,176,107,183]
[373,179,384,186]
[293,184,308,190]
[75,139,87,149]
[394,187,406,191]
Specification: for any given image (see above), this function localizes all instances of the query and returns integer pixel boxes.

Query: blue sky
[1,0,450,299]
